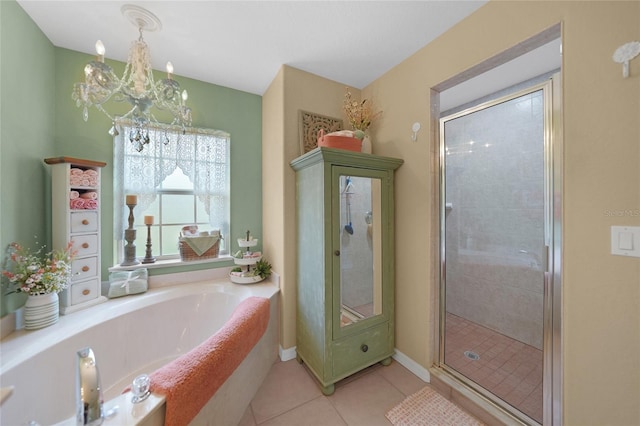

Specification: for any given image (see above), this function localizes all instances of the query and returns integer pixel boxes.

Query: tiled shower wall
[341,176,374,308]
[444,90,545,349]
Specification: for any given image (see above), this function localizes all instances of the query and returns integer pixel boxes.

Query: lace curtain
[114,120,230,246]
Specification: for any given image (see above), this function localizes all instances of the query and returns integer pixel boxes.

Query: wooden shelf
[44,156,106,168]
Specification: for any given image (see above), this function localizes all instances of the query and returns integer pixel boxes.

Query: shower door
[439,80,555,425]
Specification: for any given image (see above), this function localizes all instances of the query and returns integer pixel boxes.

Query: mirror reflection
[339,175,382,327]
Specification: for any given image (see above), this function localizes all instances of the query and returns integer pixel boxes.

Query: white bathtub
[0,270,280,426]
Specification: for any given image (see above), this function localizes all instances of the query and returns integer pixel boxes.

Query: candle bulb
[126,194,137,205]
[166,61,173,79]
[144,215,154,225]
[95,40,105,62]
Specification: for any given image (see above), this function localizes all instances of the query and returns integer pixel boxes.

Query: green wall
[1,0,263,316]
[0,0,56,315]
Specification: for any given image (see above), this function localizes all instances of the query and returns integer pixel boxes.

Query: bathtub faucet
[76,347,104,425]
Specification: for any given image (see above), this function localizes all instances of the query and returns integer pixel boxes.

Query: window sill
[108,255,233,272]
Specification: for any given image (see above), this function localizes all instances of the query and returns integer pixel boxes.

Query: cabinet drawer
[71,234,98,257]
[70,278,100,305]
[71,257,98,282]
[70,211,98,233]
[332,323,391,378]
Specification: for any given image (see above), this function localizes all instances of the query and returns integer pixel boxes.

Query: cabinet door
[331,166,392,339]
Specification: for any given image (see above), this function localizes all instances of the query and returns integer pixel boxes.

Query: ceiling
[17,1,489,96]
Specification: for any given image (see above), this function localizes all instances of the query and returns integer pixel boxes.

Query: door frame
[436,77,561,425]
[428,24,563,425]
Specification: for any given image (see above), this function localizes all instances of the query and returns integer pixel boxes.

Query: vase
[24,293,59,330]
[361,134,372,154]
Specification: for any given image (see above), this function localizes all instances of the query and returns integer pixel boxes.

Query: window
[114,121,230,262]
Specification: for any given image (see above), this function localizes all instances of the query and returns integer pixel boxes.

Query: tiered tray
[230,238,265,284]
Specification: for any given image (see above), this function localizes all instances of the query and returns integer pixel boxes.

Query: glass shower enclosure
[439,81,554,424]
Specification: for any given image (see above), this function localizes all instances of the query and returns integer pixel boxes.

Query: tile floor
[444,312,543,423]
[239,358,469,426]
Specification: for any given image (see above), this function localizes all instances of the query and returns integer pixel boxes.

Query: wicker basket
[179,237,220,261]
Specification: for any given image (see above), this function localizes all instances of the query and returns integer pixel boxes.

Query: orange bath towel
[149,296,270,426]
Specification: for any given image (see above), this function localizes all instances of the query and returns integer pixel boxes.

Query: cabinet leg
[321,384,335,396]
[380,357,392,366]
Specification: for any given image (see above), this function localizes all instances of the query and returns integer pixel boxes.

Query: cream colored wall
[363,1,639,425]
[263,66,358,349]
[264,1,639,422]
[262,68,287,346]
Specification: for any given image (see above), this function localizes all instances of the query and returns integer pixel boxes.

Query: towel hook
[411,122,421,142]
[613,41,640,78]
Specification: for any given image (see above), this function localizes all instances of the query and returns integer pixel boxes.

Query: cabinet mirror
[339,175,382,327]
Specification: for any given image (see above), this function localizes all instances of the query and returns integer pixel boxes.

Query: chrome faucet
[76,347,103,425]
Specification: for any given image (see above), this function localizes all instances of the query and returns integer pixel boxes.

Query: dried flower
[3,240,76,295]
[343,88,382,131]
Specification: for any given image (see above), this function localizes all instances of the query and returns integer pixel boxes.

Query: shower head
[343,176,354,193]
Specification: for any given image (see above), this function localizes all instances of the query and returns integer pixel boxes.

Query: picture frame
[298,110,343,154]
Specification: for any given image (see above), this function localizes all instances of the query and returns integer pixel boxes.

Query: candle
[144,215,154,225]
[126,194,137,205]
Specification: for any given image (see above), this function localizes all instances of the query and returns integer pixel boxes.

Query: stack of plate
[24,298,59,330]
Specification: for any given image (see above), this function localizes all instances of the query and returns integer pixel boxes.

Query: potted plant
[253,258,272,280]
[3,240,76,329]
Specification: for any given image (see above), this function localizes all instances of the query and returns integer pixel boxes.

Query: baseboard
[278,345,430,382]
[392,348,431,383]
[279,345,297,361]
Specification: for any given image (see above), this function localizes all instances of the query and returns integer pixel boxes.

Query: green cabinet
[291,147,403,395]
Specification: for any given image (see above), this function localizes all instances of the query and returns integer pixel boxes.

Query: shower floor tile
[444,312,543,423]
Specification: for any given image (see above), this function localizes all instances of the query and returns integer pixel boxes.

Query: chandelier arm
[94,104,116,122]
[71,5,192,151]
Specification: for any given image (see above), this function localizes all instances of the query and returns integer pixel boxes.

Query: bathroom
[1,1,639,425]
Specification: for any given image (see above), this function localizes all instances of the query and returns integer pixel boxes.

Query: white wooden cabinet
[45,157,108,314]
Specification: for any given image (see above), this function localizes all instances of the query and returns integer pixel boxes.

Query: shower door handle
[544,245,550,272]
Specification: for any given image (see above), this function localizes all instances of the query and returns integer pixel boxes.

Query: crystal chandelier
[72,5,192,152]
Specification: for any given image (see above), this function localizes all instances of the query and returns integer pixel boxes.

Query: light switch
[618,232,634,250]
[611,226,640,257]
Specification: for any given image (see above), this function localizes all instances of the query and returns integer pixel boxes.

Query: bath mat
[385,386,484,426]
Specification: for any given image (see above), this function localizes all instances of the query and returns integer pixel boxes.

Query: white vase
[24,293,59,330]
[361,134,372,154]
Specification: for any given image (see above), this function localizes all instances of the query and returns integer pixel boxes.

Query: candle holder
[142,224,156,264]
[121,202,140,266]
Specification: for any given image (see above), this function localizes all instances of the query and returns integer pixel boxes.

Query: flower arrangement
[343,87,382,132]
[2,241,76,295]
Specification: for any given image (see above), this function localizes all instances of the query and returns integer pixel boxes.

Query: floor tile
[444,312,543,423]
[259,396,347,426]
[250,359,322,423]
[375,360,426,396]
[327,372,404,426]
[247,356,485,425]
[238,406,256,426]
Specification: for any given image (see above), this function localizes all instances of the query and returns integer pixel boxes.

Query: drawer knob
[82,219,90,225]
[334,250,340,256]
[82,266,90,272]
[82,242,89,249]
[82,289,91,296]
[361,344,368,353]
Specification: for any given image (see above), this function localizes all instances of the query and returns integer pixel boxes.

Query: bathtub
[0,269,280,425]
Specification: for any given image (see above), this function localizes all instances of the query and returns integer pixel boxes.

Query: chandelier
[72,5,192,152]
